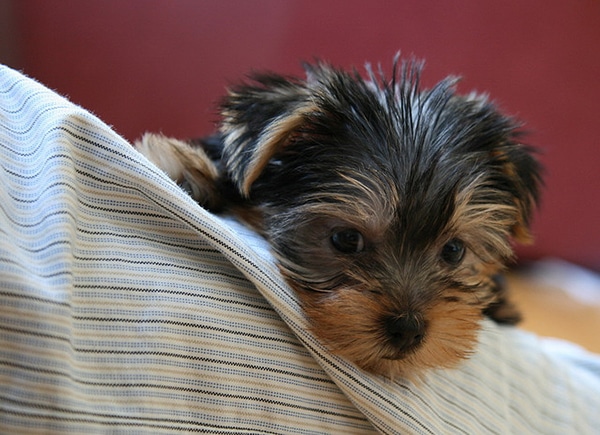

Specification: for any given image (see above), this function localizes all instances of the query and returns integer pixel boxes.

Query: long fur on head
[137,56,542,379]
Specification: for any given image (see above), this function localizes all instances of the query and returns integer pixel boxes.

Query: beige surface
[508,260,600,354]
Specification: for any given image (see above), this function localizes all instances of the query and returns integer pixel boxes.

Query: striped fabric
[1,64,599,434]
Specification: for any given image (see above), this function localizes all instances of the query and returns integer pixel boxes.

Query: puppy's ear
[495,143,543,244]
[463,92,543,244]
[220,73,315,196]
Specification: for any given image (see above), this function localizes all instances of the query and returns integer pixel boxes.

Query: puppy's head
[220,58,542,378]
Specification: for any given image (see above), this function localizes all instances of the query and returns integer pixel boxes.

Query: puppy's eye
[440,238,466,266]
[331,229,365,254]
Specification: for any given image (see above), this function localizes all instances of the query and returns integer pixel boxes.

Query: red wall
[8,0,600,269]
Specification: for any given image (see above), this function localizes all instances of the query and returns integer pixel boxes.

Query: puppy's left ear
[219,73,316,197]
[465,92,543,244]
[496,142,543,244]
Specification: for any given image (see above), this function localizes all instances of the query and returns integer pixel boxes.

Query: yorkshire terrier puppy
[135,56,542,379]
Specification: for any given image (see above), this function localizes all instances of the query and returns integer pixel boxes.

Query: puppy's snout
[385,313,425,351]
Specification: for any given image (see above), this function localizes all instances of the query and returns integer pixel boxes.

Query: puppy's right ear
[220,73,314,197]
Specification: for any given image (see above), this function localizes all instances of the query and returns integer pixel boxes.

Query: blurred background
[2,0,599,349]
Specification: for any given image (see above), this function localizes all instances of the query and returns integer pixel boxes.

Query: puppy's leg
[483,275,522,325]
[134,133,223,210]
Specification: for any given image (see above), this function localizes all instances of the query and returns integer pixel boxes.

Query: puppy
[135,56,542,379]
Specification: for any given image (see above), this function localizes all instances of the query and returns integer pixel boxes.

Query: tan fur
[295,283,482,380]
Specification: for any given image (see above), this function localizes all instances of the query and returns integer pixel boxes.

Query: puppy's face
[220,60,542,378]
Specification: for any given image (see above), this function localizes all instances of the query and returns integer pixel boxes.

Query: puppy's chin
[292,284,482,380]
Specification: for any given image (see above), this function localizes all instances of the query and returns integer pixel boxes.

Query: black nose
[384,313,425,351]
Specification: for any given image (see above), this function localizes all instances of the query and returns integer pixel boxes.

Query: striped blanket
[1,64,600,434]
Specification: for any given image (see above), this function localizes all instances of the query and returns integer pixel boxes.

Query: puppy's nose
[385,313,425,351]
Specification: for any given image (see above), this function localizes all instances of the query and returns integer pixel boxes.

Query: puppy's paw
[483,275,522,325]
[135,133,223,210]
